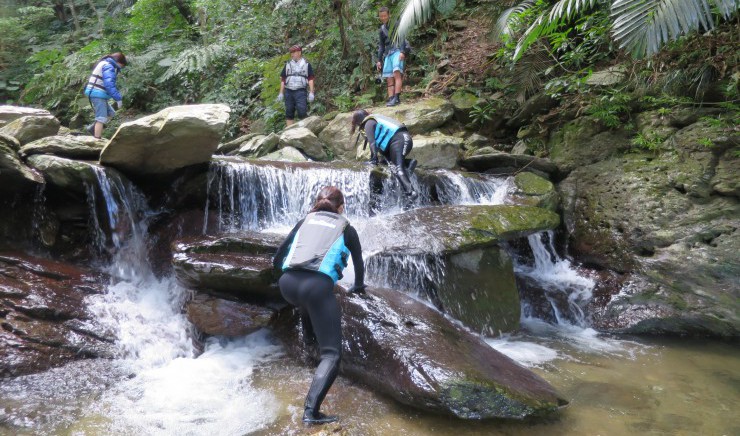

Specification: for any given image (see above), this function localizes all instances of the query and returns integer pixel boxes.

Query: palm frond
[157,43,229,84]
[493,0,538,42]
[611,0,739,58]
[393,0,457,44]
[510,0,599,61]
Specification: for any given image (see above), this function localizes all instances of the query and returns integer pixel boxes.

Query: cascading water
[514,230,595,327]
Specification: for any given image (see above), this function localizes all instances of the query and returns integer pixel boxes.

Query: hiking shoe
[386,95,400,107]
[302,409,338,425]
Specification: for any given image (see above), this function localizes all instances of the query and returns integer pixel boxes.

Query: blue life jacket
[282,212,351,283]
[362,114,405,152]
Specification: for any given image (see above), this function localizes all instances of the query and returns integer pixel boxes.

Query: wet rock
[186,294,275,337]
[407,132,463,169]
[271,286,567,419]
[259,146,308,162]
[510,172,559,211]
[0,113,60,145]
[320,98,454,160]
[172,234,284,299]
[0,252,113,377]
[26,155,99,193]
[234,133,279,157]
[100,104,230,175]
[547,117,632,174]
[558,139,740,336]
[20,135,107,160]
[0,142,44,188]
[363,205,558,334]
[279,127,328,161]
[459,150,558,176]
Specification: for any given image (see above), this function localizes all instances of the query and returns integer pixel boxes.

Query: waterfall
[204,158,510,234]
[515,231,595,327]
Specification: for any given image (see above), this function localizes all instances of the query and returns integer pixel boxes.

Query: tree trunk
[68,0,80,34]
[53,1,67,22]
[172,0,196,26]
[333,0,349,57]
[86,0,104,28]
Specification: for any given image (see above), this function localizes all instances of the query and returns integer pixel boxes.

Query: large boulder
[0,114,60,145]
[20,135,107,160]
[278,127,328,160]
[0,252,114,377]
[0,142,44,188]
[271,286,567,419]
[26,155,100,193]
[449,89,480,124]
[319,98,455,160]
[406,132,463,169]
[0,106,55,128]
[559,118,740,336]
[100,104,230,175]
[172,234,285,299]
[361,205,559,334]
[547,117,631,174]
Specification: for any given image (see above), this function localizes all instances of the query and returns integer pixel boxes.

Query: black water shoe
[302,409,338,425]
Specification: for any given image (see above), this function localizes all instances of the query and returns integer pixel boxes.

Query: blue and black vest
[362,114,405,152]
[282,212,350,283]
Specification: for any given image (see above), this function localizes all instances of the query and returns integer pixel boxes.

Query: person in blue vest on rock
[377,6,410,107]
[277,45,315,126]
[351,109,418,199]
[83,52,127,139]
[273,186,366,425]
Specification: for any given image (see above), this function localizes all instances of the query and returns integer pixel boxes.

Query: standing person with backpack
[277,45,315,126]
[376,6,410,107]
[83,52,127,139]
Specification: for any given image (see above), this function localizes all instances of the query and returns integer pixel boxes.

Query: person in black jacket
[273,186,365,425]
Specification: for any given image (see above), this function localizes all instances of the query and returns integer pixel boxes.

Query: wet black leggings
[383,131,415,194]
[279,270,341,412]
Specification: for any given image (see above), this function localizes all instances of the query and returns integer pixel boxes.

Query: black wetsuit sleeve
[364,119,378,156]
[344,225,364,287]
[273,219,303,270]
[378,26,386,62]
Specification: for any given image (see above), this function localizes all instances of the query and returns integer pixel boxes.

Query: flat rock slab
[272,286,567,419]
[0,252,114,377]
[172,233,284,299]
[20,135,107,160]
[0,106,54,128]
[100,104,230,175]
[460,151,558,176]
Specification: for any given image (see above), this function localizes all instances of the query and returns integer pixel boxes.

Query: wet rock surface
[0,253,113,377]
[271,286,567,419]
[186,294,275,337]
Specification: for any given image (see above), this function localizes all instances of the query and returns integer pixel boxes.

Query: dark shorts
[285,88,308,120]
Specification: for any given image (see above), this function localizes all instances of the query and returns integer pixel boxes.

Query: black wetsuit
[273,218,364,415]
[363,118,416,196]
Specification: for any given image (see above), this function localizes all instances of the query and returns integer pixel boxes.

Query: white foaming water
[79,166,283,433]
[485,336,561,368]
[516,231,596,326]
[94,330,282,436]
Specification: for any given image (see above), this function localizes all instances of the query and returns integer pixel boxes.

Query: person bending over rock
[273,186,366,425]
[351,109,418,200]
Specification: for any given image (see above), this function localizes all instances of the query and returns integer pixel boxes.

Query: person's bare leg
[94,122,104,139]
[386,77,394,98]
[286,119,295,126]
[393,71,403,96]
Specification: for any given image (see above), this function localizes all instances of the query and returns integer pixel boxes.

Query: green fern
[156,43,229,84]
